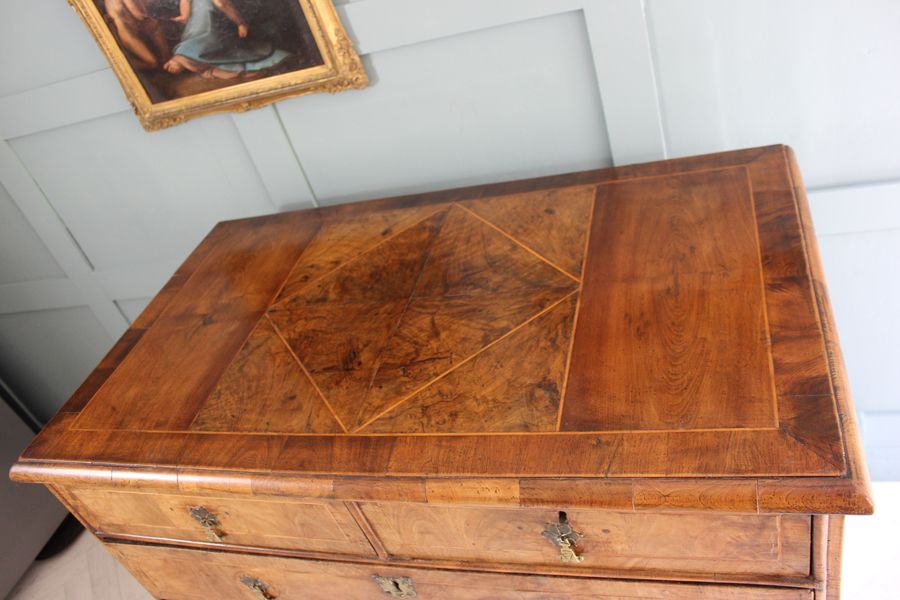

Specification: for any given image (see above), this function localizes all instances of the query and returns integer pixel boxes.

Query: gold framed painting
[69,0,368,130]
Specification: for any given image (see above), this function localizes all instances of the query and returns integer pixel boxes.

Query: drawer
[359,503,811,579]
[61,486,375,557]
[109,542,812,600]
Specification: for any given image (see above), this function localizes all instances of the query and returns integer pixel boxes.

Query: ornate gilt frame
[67,0,368,130]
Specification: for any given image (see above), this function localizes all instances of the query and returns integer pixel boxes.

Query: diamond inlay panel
[365,292,579,433]
[191,319,342,434]
[274,204,449,303]
[268,210,448,431]
[460,185,596,277]
[269,205,578,431]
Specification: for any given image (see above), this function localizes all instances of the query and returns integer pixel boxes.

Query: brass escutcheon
[189,506,226,543]
[542,511,585,563]
[239,575,276,600]
[372,575,417,598]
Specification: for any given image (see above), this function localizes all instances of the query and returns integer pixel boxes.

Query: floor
[8,530,151,600]
[8,482,899,599]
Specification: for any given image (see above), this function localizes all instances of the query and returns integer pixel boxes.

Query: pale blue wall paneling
[0,183,64,285]
[0,307,110,422]
[277,11,611,205]
[814,228,900,415]
[647,0,900,188]
[859,413,900,480]
[10,112,275,270]
[0,1,108,97]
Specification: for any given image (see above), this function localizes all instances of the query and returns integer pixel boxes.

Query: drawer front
[360,503,811,579]
[63,487,375,557]
[109,542,812,600]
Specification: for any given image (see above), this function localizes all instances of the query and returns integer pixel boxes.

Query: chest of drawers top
[12,145,871,516]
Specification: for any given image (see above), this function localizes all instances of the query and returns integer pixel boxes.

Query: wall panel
[10,112,274,270]
[810,182,900,236]
[0,1,107,97]
[860,413,900,480]
[816,229,900,414]
[0,183,63,285]
[0,306,110,422]
[278,11,611,204]
[647,0,900,188]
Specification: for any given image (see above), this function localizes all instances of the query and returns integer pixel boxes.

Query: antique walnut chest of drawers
[11,146,872,599]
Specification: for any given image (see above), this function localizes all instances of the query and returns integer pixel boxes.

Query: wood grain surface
[108,542,814,600]
[11,145,872,515]
[72,214,322,431]
[190,318,343,434]
[268,204,578,431]
[562,167,777,431]
[59,486,376,557]
[359,502,811,578]
[364,292,579,433]
[460,185,596,277]
[274,203,448,304]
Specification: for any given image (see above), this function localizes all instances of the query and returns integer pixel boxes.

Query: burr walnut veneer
[11,146,871,599]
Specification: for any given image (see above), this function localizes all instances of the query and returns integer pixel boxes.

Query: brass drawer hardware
[239,575,276,600]
[372,575,417,598]
[543,511,584,563]
[189,506,226,542]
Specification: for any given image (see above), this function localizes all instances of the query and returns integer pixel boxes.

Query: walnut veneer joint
[345,501,390,560]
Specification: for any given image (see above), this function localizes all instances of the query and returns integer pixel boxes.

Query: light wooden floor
[8,530,151,600]
[8,482,900,599]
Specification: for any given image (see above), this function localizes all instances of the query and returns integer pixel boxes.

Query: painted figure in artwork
[96,0,324,101]
[104,0,173,69]
[164,0,293,80]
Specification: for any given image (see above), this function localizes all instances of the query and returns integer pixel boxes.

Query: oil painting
[69,0,367,130]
